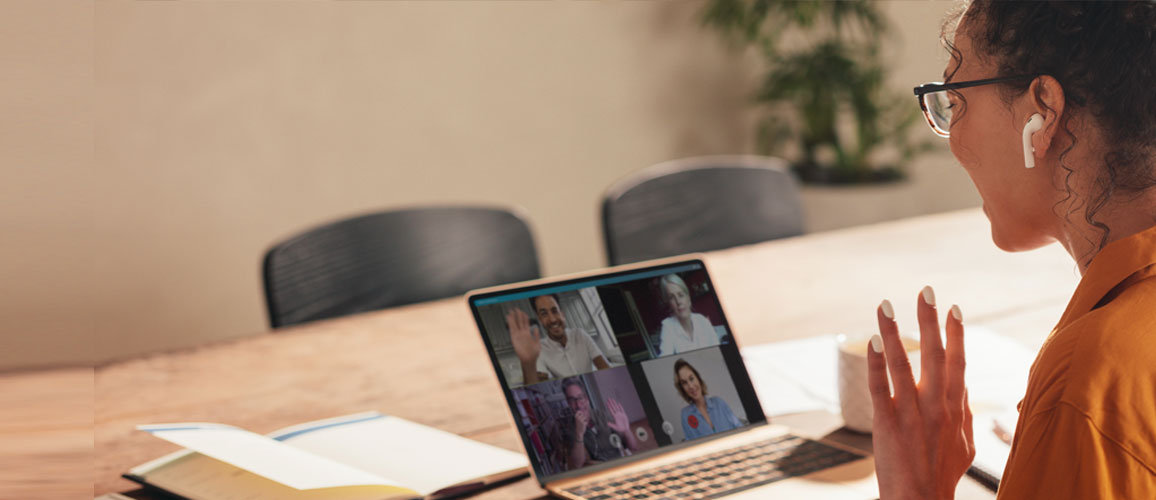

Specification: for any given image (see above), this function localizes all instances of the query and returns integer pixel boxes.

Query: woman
[869,2,1156,498]
[673,359,742,441]
[656,274,720,356]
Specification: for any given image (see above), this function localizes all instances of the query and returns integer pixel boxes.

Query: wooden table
[5,208,1083,499]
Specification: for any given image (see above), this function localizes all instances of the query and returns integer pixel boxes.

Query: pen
[993,415,1014,446]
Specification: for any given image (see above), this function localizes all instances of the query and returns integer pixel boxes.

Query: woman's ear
[1028,76,1066,161]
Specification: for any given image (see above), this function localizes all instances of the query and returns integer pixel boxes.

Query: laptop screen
[469,259,767,483]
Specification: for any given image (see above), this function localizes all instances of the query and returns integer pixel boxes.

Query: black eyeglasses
[913,75,1037,137]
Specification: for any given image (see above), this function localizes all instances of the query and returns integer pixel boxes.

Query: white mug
[836,334,920,433]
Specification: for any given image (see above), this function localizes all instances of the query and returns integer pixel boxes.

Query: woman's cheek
[948,133,978,169]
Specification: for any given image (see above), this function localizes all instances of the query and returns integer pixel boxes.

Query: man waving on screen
[505,294,611,385]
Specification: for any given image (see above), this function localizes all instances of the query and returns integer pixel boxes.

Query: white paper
[742,335,841,416]
[138,423,400,491]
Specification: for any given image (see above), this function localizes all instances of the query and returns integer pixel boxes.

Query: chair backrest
[263,206,540,328]
[601,155,804,266]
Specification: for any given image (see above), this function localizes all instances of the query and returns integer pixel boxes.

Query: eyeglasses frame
[913,75,1038,137]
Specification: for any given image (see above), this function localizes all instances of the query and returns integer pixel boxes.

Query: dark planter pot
[791,162,906,185]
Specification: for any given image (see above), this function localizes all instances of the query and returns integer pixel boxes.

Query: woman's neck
[1044,136,1156,274]
[678,315,693,336]
[1056,191,1156,275]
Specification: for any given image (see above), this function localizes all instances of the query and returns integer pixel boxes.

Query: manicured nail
[870,334,883,353]
[880,299,894,319]
[921,285,936,307]
[951,304,963,322]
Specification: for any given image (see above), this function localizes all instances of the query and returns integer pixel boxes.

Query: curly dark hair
[943,1,1156,254]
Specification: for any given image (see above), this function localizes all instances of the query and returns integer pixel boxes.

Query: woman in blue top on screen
[656,274,720,356]
[674,359,742,441]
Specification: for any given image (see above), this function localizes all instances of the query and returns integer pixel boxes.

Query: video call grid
[474,265,765,478]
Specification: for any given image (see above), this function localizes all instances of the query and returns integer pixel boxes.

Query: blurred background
[1,0,973,370]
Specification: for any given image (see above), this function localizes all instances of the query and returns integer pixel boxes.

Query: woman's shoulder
[1098,272,1156,319]
[1053,277,1156,486]
[1036,275,1156,436]
[1068,275,1156,371]
[1041,275,1156,367]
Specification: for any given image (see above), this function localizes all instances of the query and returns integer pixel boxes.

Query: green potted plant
[703,0,934,184]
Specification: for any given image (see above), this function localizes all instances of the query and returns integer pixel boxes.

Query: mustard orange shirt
[997,224,1156,498]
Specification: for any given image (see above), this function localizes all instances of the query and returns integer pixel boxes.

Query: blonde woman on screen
[656,274,720,356]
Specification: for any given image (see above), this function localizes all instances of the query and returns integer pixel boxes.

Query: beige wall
[2,1,964,370]
[2,1,96,371]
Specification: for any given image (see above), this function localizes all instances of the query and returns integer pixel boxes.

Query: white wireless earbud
[1022,113,1044,169]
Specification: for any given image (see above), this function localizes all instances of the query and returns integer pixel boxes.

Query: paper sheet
[742,335,842,416]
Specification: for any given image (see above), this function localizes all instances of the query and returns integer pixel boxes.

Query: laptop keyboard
[562,434,862,500]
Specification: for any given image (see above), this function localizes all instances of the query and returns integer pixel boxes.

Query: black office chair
[601,155,804,266]
[263,206,540,328]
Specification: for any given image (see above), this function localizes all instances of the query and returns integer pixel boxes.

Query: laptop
[466,256,879,499]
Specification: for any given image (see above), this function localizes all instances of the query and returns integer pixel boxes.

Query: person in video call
[656,274,720,356]
[505,294,611,385]
[674,359,741,441]
[562,378,639,469]
[867,2,1156,499]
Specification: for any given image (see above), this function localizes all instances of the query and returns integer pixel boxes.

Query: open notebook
[126,412,528,500]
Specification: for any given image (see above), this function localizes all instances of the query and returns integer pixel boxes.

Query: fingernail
[880,299,894,319]
[870,334,883,353]
[921,285,936,307]
[951,304,963,322]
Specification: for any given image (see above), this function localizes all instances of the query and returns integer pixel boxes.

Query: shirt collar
[543,328,571,349]
[691,396,714,412]
[1055,223,1156,329]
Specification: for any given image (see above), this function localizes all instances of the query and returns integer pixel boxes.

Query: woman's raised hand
[868,286,975,500]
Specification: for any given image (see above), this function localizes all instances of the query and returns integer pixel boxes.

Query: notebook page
[274,414,528,496]
[138,453,417,500]
[139,423,407,491]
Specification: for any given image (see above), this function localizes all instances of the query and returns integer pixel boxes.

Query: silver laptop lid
[467,257,768,486]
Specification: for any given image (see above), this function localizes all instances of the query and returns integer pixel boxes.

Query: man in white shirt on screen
[505,294,610,385]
